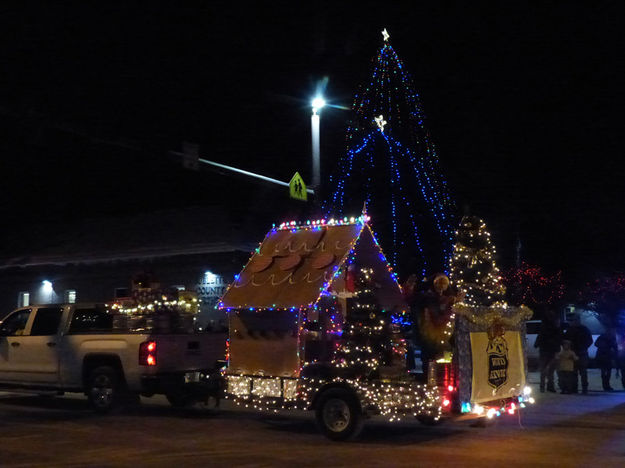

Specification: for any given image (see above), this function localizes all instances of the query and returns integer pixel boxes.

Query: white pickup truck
[0,303,226,411]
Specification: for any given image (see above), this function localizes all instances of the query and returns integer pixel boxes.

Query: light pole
[311,96,325,189]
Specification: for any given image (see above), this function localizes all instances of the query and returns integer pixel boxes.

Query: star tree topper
[382,28,390,42]
[374,114,387,132]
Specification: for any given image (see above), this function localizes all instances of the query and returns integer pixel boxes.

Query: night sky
[1,2,623,285]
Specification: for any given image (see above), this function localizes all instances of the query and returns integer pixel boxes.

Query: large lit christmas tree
[323,30,456,277]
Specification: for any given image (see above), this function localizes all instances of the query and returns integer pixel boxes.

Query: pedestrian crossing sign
[289,172,307,201]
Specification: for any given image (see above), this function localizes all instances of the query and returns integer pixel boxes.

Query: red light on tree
[579,273,625,326]
[503,262,564,309]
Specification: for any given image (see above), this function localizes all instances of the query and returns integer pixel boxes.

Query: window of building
[64,290,77,304]
[17,292,30,308]
[30,307,64,336]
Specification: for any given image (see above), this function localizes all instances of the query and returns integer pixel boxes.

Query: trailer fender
[309,382,362,414]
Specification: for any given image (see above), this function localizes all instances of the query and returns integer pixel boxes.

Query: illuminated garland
[109,298,198,315]
[225,374,441,422]
[461,386,535,418]
[323,36,456,276]
[274,215,369,231]
[453,303,533,327]
[106,295,200,333]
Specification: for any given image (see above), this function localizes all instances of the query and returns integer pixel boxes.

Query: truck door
[13,307,64,384]
[0,308,34,382]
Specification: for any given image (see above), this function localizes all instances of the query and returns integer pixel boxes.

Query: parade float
[217,214,534,440]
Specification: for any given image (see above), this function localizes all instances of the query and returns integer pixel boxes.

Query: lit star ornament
[382,28,390,41]
[374,114,387,132]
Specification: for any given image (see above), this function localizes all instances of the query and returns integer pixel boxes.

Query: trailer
[218,215,534,440]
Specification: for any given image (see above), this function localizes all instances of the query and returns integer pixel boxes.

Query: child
[555,340,578,394]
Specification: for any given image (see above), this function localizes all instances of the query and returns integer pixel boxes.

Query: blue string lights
[324,38,456,278]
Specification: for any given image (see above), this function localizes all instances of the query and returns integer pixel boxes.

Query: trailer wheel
[315,388,364,441]
[87,366,119,413]
[471,416,496,428]
[417,414,443,426]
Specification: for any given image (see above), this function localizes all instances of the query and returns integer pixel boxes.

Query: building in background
[0,206,255,330]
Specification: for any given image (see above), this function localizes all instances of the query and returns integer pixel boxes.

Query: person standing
[595,328,618,391]
[616,330,625,390]
[403,274,420,371]
[534,310,562,393]
[415,273,462,374]
[564,315,593,394]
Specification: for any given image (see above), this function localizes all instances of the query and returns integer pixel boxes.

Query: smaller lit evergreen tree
[333,267,391,373]
[449,216,506,307]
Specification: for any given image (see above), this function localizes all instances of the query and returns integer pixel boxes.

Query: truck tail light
[139,340,157,366]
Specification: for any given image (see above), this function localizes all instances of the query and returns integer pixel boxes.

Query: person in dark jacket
[412,273,462,374]
[534,310,562,392]
[617,330,625,390]
[595,328,618,391]
[403,274,420,371]
[563,316,594,393]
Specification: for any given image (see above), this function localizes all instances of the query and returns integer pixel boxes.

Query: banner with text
[470,331,526,404]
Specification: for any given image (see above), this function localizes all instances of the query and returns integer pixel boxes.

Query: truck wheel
[315,388,364,441]
[87,366,119,413]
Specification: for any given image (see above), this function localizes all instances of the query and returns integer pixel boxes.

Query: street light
[311,97,326,115]
[311,96,325,188]
[41,280,54,303]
